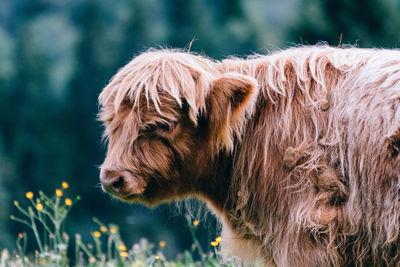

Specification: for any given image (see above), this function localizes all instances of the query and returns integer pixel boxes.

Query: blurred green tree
[289,0,400,47]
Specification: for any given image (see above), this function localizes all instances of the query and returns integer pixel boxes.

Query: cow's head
[98,49,258,205]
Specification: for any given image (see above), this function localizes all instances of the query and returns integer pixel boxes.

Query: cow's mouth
[115,193,144,202]
[100,174,147,202]
[100,173,164,205]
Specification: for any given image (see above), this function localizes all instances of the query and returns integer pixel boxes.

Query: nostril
[100,170,125,192]
[100,169,131,195]
[111,176,124,192]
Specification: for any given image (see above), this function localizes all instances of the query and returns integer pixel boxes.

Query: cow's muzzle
[100,169,146,197]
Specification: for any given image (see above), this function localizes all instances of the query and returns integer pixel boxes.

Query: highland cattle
[99,46,400,266]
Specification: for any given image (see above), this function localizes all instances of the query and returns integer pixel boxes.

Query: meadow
[2,181,241,267]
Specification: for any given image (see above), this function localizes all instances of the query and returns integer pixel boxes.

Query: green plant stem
[16,236,27,267]
[186,217,204,256]
[37,211,54,239]
[39,191,55,210]
[76,240,95,259]
[23,234,27,257]
[14,204,30,218]
[54,197,63,246]
[40,209,55,222]
[107,236,112,260]
[75,235,81,267]
[93,237,102,259]
[92,217,104,227]
[10,216,32,228]
[29,208,44,253]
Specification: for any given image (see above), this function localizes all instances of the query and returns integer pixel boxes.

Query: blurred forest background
[1,0,400,256]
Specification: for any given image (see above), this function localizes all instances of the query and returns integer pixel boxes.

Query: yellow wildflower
[13,200,19,206]
[120,251,128,258]
[18,233,24,239]
[62,181,69,189]
[193,220,199,226]
[93,231,101,238]
[136,260,143,266]
[215,236,222,243]
[155,255,160,260]
[65,198,72,206]
[36,203,43,211]
[55,189,63,197]
[210,241,218,247]
[110,227,117,234]
[89,257,95,263]
[119,243,127,251]
[25,192,34,199]
[159,241,166,247]
[99,226,107,232]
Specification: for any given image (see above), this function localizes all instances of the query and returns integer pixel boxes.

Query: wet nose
[100,170,126,195]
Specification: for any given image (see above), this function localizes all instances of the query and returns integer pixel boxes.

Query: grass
[2,181,242,267]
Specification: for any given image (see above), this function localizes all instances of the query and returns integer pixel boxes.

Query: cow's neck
[194,150,236,213]
[197,144,247,218]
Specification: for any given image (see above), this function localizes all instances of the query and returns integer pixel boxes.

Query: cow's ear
[207,72,258,151]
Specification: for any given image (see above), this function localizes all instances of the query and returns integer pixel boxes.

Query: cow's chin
[109,189,176,206]
[102,178,176,206]
[113,193,144,203]
[102,188,146,203]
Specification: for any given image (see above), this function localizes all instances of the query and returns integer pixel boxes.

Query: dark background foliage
[0,0,399,256]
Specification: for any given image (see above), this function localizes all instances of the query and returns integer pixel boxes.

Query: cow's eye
[156,121,177,134]
[140,121,176,135]
[158,122,170,132]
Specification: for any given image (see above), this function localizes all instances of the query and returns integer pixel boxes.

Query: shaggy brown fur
[99,46,400,266]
